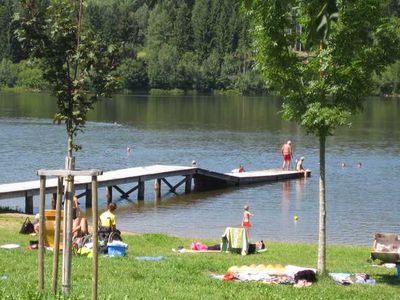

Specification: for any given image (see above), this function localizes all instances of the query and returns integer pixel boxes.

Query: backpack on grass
[19,217,35,234]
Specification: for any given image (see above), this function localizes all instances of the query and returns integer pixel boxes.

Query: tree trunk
[62,133,75,294]
[317,134,326,274]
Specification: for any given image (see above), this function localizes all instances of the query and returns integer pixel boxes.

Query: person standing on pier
[281,140,293,170]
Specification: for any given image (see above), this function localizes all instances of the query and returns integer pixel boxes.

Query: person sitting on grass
[99,202,118,232]
[98,202,122,251]
[33,198,88,239]
[33,213,40,234]
[72,195,89,238]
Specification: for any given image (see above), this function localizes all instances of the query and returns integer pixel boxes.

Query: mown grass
[0,214,398,299]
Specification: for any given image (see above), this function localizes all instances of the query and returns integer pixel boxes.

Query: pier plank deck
[0,165,311,213]
[224,168,310,184]
[194,168,310,189]
[0,165,196,200]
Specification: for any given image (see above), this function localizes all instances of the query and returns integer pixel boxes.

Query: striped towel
[221,227,249,255]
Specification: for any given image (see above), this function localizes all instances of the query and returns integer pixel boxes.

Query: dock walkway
[0,165,310,213]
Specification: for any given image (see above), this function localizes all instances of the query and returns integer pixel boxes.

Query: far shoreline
[1,87,398,98]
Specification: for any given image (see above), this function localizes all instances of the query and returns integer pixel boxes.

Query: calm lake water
[1,92,399,245]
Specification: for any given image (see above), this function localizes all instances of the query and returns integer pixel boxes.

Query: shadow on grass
[376,274,400,286]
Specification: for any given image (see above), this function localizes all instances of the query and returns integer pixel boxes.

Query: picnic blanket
[211,264,316,286]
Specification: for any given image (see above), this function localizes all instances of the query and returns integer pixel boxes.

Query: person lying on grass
[190,240,265,254]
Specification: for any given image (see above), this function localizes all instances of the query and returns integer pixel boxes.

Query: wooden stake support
[36,168,102,299]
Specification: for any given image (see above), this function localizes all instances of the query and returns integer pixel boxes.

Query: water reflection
[295,178,306,210]
[281,180,291,213]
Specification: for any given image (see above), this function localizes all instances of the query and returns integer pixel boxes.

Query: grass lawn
[0,213,398,299]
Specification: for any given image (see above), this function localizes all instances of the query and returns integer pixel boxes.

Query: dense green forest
[0,0,399,95]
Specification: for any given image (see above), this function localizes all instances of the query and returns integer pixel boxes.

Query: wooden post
[38,175,46,291]
[85,184,92,208]
[185,175,192,194]
[62,156,75,295]
[25,194,33,214]
[35,168,102,296]
[52,177,63,294]
[52,193,57,209]
[62,175,74,294]
[154,179,161,198]
[91,176,99,300]
[105,186,112,204]
[138,179,145,201]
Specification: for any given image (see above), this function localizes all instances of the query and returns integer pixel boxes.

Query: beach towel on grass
[221,227,249,255]
[172,248,221,253]
[0,244,20,249]
[135,256,166,261]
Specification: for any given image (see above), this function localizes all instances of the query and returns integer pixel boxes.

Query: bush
[214,89,241,96]
[0,58,18,87]
[117,57,148,90]
[149,88,185,95]
[176,52,201,90]
[16,60,48,90]
[235,70,269,96]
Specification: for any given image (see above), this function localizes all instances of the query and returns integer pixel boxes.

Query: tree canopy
[16,0,120,153]
[245,0,400,136]
[1,0,269,94]
[2,0,399,95]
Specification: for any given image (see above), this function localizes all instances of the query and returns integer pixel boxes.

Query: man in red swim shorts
[281,140,293,170]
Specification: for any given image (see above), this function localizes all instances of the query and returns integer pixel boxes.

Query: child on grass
[242,205,254,229]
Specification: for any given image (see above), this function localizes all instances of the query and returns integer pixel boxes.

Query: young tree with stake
[16,0,120,294]
[242,0,400,273]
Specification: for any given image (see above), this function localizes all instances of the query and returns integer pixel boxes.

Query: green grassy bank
[0,214,398,299]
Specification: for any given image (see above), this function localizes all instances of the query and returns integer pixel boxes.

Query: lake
[0,92,399,245]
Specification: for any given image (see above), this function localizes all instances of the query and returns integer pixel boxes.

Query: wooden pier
[0,165,310,213]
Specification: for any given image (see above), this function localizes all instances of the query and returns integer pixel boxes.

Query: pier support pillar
[85,184,92,208]
[105,186,112,204]
[185,175,192,194]
[154,179,161,198]
[25,194,33,214]
[138,179,145,201]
